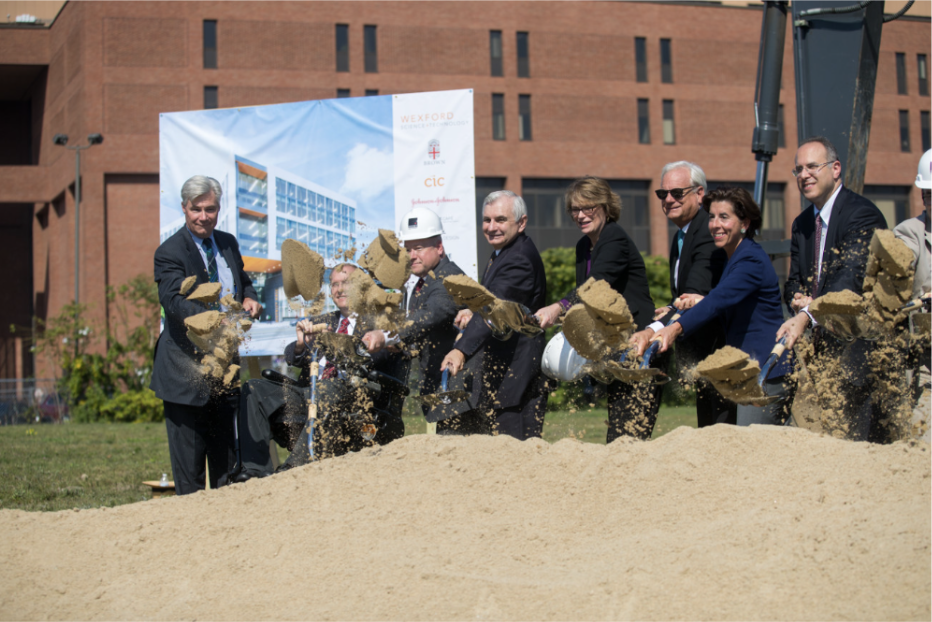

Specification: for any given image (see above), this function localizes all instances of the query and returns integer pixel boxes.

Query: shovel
[416,329,469,407]
[632,312,682,385]
[306,350,319,460]
[899,292,932,313]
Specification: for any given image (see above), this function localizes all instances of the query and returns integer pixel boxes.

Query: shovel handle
[641,339,661,369]
[757,336,787,386]
[441,368,449,393]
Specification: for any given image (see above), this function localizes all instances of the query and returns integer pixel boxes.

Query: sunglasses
[655,186,699,201]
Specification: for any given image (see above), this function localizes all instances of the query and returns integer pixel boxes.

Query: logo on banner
[428,139,440,160]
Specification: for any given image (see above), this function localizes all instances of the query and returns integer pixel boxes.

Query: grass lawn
[0,406,696,512]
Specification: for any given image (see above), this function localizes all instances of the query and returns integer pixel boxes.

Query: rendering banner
[158,89,476,356]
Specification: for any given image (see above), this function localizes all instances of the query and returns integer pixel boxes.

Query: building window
[637,98,650,144]
[492,94,505,140]
[519,94,532,141]
[919,54,929,97]
[921,110,930,152]
[204,86,218,109]
[662,100,675,145]
[777,103,786,149]
[203,20,217,69]
[864,185,910,227]
[365,89,379,96]
[490,30,503,77]
[899,110,911,152]
[337,88,350,98]
[336,24,349,72]
[660,38,673,83]
[364,25,378,73]
[517,32,530,78]
[635,37,647,83]
[896,52,908,95]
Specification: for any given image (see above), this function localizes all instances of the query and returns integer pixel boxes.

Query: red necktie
[414,277,425,294]
[321,317,350,379]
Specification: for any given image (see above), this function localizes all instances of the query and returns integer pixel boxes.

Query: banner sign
[159,89,476,356]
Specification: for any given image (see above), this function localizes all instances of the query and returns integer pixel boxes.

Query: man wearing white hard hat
[893,149,931,442]
[362,207,466,419]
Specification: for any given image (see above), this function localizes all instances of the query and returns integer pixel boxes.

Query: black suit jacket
[568,221,654,331]
[398,255,465,395]
[783,186,887,307]
[663,208,727,366]
[455,232,547,410]
[150,227,257,406]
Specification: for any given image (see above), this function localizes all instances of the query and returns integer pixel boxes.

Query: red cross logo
[428,139,440,160]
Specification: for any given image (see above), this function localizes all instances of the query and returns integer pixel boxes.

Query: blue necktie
[202,238,219,283]
[676,229,685,257]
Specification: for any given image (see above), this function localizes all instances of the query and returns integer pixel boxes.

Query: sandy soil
[0,426,928,621]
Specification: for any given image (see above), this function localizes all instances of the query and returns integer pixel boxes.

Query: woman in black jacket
[535,177,661,441]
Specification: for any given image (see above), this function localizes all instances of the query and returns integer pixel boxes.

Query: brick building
[0,0,929,380]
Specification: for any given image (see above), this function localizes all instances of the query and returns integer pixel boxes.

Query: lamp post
[52,133,103,304]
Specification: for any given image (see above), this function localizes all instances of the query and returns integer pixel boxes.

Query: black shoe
[232,470,253,483]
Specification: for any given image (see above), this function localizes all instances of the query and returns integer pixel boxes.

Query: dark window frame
[921,110,930,152]
[519,94,532,141]
[635,37,647,83]
[492,93,505,141]
[896,52,908,95]
[899,109,911,152]
[203,20,217,69]
[660,38,672,83]
[637,98,650,144]
[918,54,929,97]
[517,31,530,78]
[364,25,378,73]
[204,85,218,109]
[490,30,503,77]
[662,99,675,145]
[337,88,351,98]
[336,24,349,72]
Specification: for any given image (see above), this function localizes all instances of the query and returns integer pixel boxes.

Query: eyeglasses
[792,161,835,177]
[568,205,601,216]
[655,186,698,201]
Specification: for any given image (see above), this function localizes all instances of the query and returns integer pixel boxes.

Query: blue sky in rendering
[159,96,395,246]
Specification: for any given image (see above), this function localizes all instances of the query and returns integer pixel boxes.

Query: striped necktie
[202,238,219,284]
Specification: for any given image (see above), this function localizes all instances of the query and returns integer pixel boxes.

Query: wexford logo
[428,139,440,160]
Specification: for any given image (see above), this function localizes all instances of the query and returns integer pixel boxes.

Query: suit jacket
[783,185,887,307]
[676,239,790,378]
[664,208,727,366]
[397,255,465,396]
[455,232,547,410]
[568,221,654,330]
[150,227,257,406]
[893,212,931,299]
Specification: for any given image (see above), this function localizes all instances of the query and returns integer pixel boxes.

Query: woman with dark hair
[535,176,661,441]
[645,186,790,425]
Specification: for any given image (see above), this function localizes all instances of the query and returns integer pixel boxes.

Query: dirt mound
[0,426,927,620]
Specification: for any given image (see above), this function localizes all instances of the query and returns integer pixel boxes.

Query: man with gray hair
[151,175,260,494]
[630,161,733,427]
[440,190,548,439]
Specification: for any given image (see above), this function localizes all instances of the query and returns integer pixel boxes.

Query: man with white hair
[630,161,733,428]
[440,190,548,440]
[151,175,260,494]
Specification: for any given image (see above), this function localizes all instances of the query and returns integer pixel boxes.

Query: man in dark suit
[238,263,408,477]
[440,190,548,440]
[630,161,733,427]
[777,136,887,440]
[361,207,465,419]
[151,175,260,495]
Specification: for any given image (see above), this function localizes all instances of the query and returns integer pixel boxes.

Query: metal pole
[74,148,81,304]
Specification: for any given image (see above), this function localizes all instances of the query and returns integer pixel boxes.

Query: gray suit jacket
[150,227,257,406]
[894,212,931,299]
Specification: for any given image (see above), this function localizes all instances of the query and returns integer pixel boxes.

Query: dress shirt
[803,183,844,325]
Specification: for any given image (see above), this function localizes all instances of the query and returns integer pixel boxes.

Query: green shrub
[98,389,164,423]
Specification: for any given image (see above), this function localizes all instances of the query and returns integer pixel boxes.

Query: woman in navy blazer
[652,186,790,426]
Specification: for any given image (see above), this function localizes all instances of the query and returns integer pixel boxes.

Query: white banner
[158,89,476,356]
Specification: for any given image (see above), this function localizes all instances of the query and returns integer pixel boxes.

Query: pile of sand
[358,229,410,290]
[0,427,927,620]
[562,281,634,363]
[577,278,634,331]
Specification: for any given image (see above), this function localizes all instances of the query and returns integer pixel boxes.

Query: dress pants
[163,393,236,495]
[606,379,664,442]
[238,379,305,477]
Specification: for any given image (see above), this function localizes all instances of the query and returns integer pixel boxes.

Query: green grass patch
[1,406,696,512]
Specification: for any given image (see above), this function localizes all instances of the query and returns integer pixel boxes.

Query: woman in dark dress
[536,177,661,441]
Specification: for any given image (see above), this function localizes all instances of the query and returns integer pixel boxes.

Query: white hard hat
[398,207,444,242]
[541,332,588,382]
[916,149,932,189]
